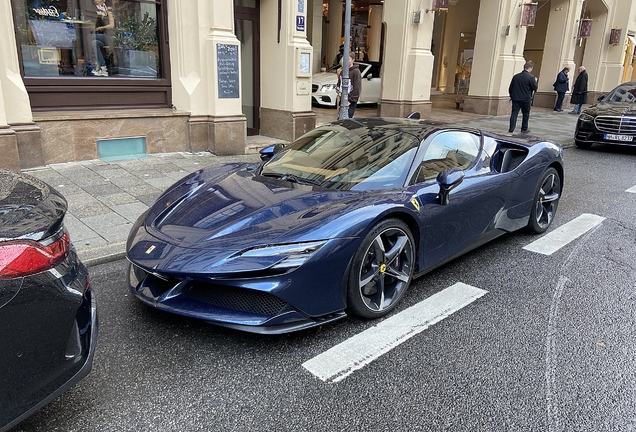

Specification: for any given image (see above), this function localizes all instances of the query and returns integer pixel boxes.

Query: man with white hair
[570,66,588,114]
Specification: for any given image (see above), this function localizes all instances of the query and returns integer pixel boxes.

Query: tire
[574,140,593,149]
[526,167,562,234]
[346,218,415,319]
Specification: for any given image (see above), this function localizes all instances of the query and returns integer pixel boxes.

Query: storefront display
[13,0,161,78]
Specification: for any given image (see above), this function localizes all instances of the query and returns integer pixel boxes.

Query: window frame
[10,0,171,111]
[409,130,482,185]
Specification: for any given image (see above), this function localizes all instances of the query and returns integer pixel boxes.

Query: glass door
[235,5,260,136]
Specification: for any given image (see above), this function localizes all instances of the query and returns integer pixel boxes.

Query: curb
[78,242,127,267]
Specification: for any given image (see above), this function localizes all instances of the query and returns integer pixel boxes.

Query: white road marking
[523,213,605,256]
[627,185,636,193]
[545,276,570,432]
[302,282,488,383]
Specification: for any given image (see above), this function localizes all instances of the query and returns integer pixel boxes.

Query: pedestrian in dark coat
[570,66,588,114]
[553,67,570,112]
[508,61,538,133]
[337,53,362,118]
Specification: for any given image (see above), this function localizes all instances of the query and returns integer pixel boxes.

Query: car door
[358,63,381,104]
[408,130,513,270]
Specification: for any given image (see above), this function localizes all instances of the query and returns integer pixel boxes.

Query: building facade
[1,0,635,170]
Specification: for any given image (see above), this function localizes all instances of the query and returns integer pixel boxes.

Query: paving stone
[111,202,149,223]
[145,177,180,190]
[80,211,129,229]
[136,193,163,207]
[65,192,111,218]
[80,183,125,197]
[89,223,133,244]
[95,192,139,207]
[64,213,100,242]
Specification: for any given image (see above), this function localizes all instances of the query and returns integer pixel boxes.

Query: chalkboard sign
[217,44,239,99]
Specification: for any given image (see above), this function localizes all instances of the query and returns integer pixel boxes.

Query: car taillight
[0,229,70,278]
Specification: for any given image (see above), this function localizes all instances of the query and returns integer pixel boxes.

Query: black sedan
[0,169,97,431]
[575,80,636,149]
[126,117,563,334]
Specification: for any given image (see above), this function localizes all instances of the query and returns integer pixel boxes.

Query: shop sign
[32,6,60,18]
[217,44,239,99]
[297,82,310,95]
[296,16,305,32]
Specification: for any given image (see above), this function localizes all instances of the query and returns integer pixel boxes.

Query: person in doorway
[91,0,115,77]
[362,45,370,62]
[508,61,538,133]
[570,66,588,114]
[336,53,362,118]
[553,66,570,112]
[332,44,344,68]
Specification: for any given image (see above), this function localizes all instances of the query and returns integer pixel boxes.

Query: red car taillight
[0,229,70,279]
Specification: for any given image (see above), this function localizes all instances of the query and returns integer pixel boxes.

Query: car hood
[585,102,636,116]
[0,169,67,241]
[312,72,337,86]
[139,164,388,249]
[128,163,402,274]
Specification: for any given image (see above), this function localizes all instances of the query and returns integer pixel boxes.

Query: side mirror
[406,111,421,119]
[259,143,285,161]
[367,74,373,80]
[436,167,464,205]
[597,94,605,102]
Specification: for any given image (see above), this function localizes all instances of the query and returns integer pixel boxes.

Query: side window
[412,131,480,183]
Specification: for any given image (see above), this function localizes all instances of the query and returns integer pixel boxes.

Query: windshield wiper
[262,172,323,187]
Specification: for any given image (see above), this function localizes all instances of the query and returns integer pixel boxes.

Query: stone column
[0,0,42,170]
[169,0,246,155]
[325,0,343,68]
[589,1,632,97]
[367,4,383,62]
[310,0,324,72]
[379,0,435,118]
[463,0,525,116]
[259,0,315,142]
[532,0,582,109]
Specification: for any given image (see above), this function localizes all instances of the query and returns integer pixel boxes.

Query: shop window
[14,0,161,78]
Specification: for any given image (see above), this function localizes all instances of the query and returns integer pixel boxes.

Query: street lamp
[338,0,352,120]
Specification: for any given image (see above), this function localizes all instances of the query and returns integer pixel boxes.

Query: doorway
[235,4,260,135]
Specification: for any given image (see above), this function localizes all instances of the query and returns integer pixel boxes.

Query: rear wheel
[526,167,561,234]
[574,140,593,149]
[346,219,415,319]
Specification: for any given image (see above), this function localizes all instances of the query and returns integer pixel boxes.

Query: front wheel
[346,219,415,319]
[526,167,562,234]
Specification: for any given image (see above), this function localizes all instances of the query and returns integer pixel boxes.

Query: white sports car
[311,62,382,107]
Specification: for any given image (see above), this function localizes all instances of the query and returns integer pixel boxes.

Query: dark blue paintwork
[126,118,564,334]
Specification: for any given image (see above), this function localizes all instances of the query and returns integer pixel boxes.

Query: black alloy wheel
[526,167,561,234]
[347,218,415,319]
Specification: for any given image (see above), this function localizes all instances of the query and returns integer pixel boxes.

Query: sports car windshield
[260,125,420,191]
[605,83,636,103]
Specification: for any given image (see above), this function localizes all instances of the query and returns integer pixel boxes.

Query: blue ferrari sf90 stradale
[126,117,563,334]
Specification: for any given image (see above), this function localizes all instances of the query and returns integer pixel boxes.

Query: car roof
[327,117,481,141]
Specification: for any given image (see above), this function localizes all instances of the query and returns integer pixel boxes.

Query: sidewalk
[25,104,579,267]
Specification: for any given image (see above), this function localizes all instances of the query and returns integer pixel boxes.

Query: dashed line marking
[523,213,605,255]
[626,185,636,193]
[302,282,488,383]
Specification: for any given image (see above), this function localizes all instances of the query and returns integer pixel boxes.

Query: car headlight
[579,112,594,122]
[240,241,327,269]
[320,84,336,91]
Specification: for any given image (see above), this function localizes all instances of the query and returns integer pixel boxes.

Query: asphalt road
[13,145,636,432]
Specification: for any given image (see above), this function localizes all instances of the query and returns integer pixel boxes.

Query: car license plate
[604,134,633,142]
